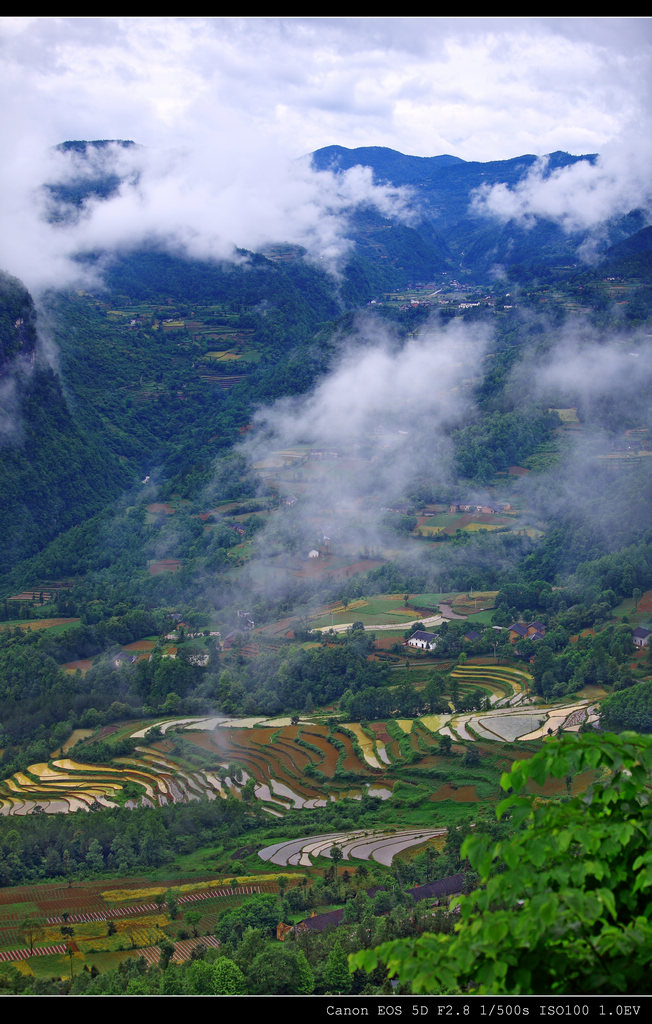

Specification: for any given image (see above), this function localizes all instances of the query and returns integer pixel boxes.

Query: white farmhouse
[407,630,438,651]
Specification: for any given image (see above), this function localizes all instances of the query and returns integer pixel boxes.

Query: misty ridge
[4,140,416,293]
[1,137,651,620]
[3,136,651,298]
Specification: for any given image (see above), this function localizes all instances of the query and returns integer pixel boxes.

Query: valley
[0,137,650,997]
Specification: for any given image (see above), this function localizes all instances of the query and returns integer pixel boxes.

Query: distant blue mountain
[311,146,642,280]
[48,140,138,216]
[312,145,465,184]
[45,140,642,283]
[312,144,594,189]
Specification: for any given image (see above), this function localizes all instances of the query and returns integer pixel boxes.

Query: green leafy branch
[350,731,652,994]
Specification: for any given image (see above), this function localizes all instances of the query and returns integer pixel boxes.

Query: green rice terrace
[0,583,630,988]
[0,668,600,981]
[0,673,598,819]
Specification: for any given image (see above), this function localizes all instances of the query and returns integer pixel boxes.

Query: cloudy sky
[2,17,649,159]
[1,17,651,291]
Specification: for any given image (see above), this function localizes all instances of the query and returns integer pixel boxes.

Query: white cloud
[1,17,650,288]
[243,317,488,521]
[472,144,652,235]
[2,18,649,158]
[510,324,652,410]
[0,139,415,293]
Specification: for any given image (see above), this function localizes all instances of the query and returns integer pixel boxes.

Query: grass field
[309,593,422,629]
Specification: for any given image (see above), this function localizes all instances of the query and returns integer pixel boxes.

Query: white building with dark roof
[407,630,438,651]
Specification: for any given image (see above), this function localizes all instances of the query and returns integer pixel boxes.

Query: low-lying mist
[204,313,652,620]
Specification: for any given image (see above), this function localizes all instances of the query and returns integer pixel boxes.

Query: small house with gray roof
[407,630,438,651]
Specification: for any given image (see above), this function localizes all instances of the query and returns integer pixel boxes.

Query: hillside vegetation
[0,143,650,996]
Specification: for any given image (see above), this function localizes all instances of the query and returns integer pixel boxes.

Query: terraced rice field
[0,882,263,967]
[469,712,547,742]
[0,686,601,819]
[448,699,597,743]
[0,745,215,815]
[0,720,392,817]
[420,714,453,733]
[450,663,531,702]
[259,828,447,867]
[345,724,383,768]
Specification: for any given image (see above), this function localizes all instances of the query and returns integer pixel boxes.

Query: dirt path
[438,603,467,620]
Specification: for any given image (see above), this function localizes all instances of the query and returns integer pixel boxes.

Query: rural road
[312,613,446,634]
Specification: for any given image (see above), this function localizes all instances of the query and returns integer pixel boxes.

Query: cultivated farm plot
[0,680,600,819]
[450,591,498,615]
[343,724,383,768]
[636,589,652,615]
[147,558,182,575]
[62,658,93,674]
[0,877,267,968]
[258,828,447,867]
[0,617,82,636]
[458,700,593,743]
[450,663,531,703]
[420,714,453,733]
[469,712,547,742]
[309,593,420,630]
[0,718,392,818]
[200,349,243,360]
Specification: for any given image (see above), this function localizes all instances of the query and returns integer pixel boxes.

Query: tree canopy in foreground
[351,731,652,994]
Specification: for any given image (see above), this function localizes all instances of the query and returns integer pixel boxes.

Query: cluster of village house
[406,620,547,653]
[407,621,651,653]
[170,619,650,657]
[448,501,511,515]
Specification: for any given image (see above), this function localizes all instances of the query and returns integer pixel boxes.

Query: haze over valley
[0,17,650,999]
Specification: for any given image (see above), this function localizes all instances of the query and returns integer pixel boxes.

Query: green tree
[324,940,353,994]
[248,945,314,995]
[233,926,266,973]
[463,745,481,768]
[600,681,652,733]
[185,958,213,994]
[165,890,178,920]
[158,939,175,970]
[351,731,652,994]
[438,734,452,757]
[329,844,344,869]
[85,838,105,873]
[216,893,279,945]
[211,956,247,995]
[185,910,202,937]
[19,916,43,955]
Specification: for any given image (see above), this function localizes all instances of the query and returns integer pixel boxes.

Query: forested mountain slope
[0,274,129,571]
